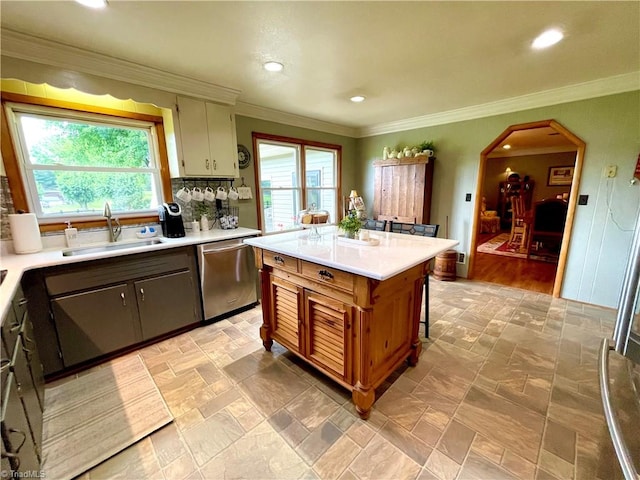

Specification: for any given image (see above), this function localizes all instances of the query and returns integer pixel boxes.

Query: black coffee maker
[158,202,185,238]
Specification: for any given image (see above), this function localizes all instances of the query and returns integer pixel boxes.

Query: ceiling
[1,1,638,137]
[487,126,578,157]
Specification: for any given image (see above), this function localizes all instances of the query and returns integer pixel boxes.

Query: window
[3,98,168,225]
[254,134,341,233]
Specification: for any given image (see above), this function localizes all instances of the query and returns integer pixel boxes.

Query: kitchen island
[244,226,458,418]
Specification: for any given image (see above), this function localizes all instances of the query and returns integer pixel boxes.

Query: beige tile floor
[74,278,625,480]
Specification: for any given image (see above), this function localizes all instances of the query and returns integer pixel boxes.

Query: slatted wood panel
[270,277,301,352]
[305,292,348,379]
[373,157,434,225]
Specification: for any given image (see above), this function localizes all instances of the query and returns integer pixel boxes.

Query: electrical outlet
[465,193,472,202]
[578,194,589,205]
[457,252,466,264]
[604,165,617,178]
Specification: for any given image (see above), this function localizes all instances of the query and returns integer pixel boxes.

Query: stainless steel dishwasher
[197,237,258,321]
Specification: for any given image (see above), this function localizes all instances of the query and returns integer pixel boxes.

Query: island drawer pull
[273,255,285,265]
[318,270,334,281]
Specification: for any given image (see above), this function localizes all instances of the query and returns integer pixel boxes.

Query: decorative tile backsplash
[170,177,239,224]
[0,176,241,240]
[1,176,15,240]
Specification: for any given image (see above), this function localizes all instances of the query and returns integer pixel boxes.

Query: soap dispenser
[64,221,78,247]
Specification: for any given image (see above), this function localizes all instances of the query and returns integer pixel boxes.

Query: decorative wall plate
[237,144,251,169]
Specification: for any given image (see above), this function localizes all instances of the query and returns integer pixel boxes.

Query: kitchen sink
[62,238,164,256]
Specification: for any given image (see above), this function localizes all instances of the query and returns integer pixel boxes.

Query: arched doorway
[468,119,585,297]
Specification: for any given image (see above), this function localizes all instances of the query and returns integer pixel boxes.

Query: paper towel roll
[9,213,43,254]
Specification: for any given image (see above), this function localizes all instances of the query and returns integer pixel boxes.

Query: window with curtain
[254,134,341,233]
[4,101,164,223]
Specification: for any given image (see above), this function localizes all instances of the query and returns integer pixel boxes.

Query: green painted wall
[357,91,640,307]
[234,116,358,229]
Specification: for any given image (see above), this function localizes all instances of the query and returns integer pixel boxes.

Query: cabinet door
[10,340,41,456]
[269,276,302,354]
[20,319,44,413]
[1,373,40,474]
[52,284,139,367]
[206,103,238,177]
[135,270,198,341]
[177,96,212,176]
[373,161,432,224]
[304,290,352,382]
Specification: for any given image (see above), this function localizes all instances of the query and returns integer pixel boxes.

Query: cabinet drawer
[263,250,298,273]
[300,261,354,292]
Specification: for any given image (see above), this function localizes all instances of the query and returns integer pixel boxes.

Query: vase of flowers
[338,210,363,239]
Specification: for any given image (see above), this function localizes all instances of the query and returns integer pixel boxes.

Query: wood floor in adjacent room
[472,233,558,295]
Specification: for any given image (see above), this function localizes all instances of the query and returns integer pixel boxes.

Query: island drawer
[300,261,354,292]
[263,250,298,273]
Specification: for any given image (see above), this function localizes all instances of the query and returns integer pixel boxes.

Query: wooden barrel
[433,249,457,281]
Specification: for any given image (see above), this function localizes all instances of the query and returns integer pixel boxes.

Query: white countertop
[0,227,261,321]
[243,226,459,281]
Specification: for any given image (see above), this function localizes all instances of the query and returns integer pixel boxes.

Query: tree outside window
[7,103,163,221]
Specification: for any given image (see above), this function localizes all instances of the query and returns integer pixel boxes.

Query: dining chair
[362,219,386,231]
[389,222,439,338]
[391,222,439,237]
[508,195,533,252]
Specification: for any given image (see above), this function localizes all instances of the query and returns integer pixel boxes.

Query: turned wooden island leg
[352,383,375,419]
[408,340,422,366]
[260,324,273,351]
[258,266,273,351]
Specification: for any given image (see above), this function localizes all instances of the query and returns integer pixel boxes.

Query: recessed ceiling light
[75,0,108,8]
[350,95,366,103]
[532,29,564,49]
[503,144,511,150]
[263,61,284,72]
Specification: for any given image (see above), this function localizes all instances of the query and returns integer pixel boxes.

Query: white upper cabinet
[176,96,238,178]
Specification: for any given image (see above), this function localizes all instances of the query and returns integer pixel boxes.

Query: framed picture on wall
[547,166,574,186]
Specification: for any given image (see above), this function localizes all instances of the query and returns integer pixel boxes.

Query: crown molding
[2,30,637,139]
[234,102,358,138]
[0,29,241,105]
[359,72,640,138]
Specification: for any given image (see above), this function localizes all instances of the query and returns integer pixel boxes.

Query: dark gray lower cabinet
[1,284,43,477]
[135,270,198,340]
[1,373,40,474]
[52,283,139,368]
[42,247,202,371]
[20,319,44,412]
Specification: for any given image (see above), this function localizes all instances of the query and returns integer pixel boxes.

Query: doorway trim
[468,119,585,298]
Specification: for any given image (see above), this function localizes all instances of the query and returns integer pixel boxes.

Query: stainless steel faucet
[103,202,121,242]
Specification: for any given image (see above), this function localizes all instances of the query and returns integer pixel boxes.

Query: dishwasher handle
[201,243,248,254]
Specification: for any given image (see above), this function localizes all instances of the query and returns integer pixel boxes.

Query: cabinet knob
[140,288,145,301]
[274,255,285,265]
[120,292,126,306]
[205,158,210,170]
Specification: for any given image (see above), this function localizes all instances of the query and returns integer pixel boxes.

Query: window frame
[252,132,342,233]
[1,92,172,232]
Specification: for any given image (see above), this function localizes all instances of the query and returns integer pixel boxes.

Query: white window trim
[5,101,164,224]
[256,138,339,234]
